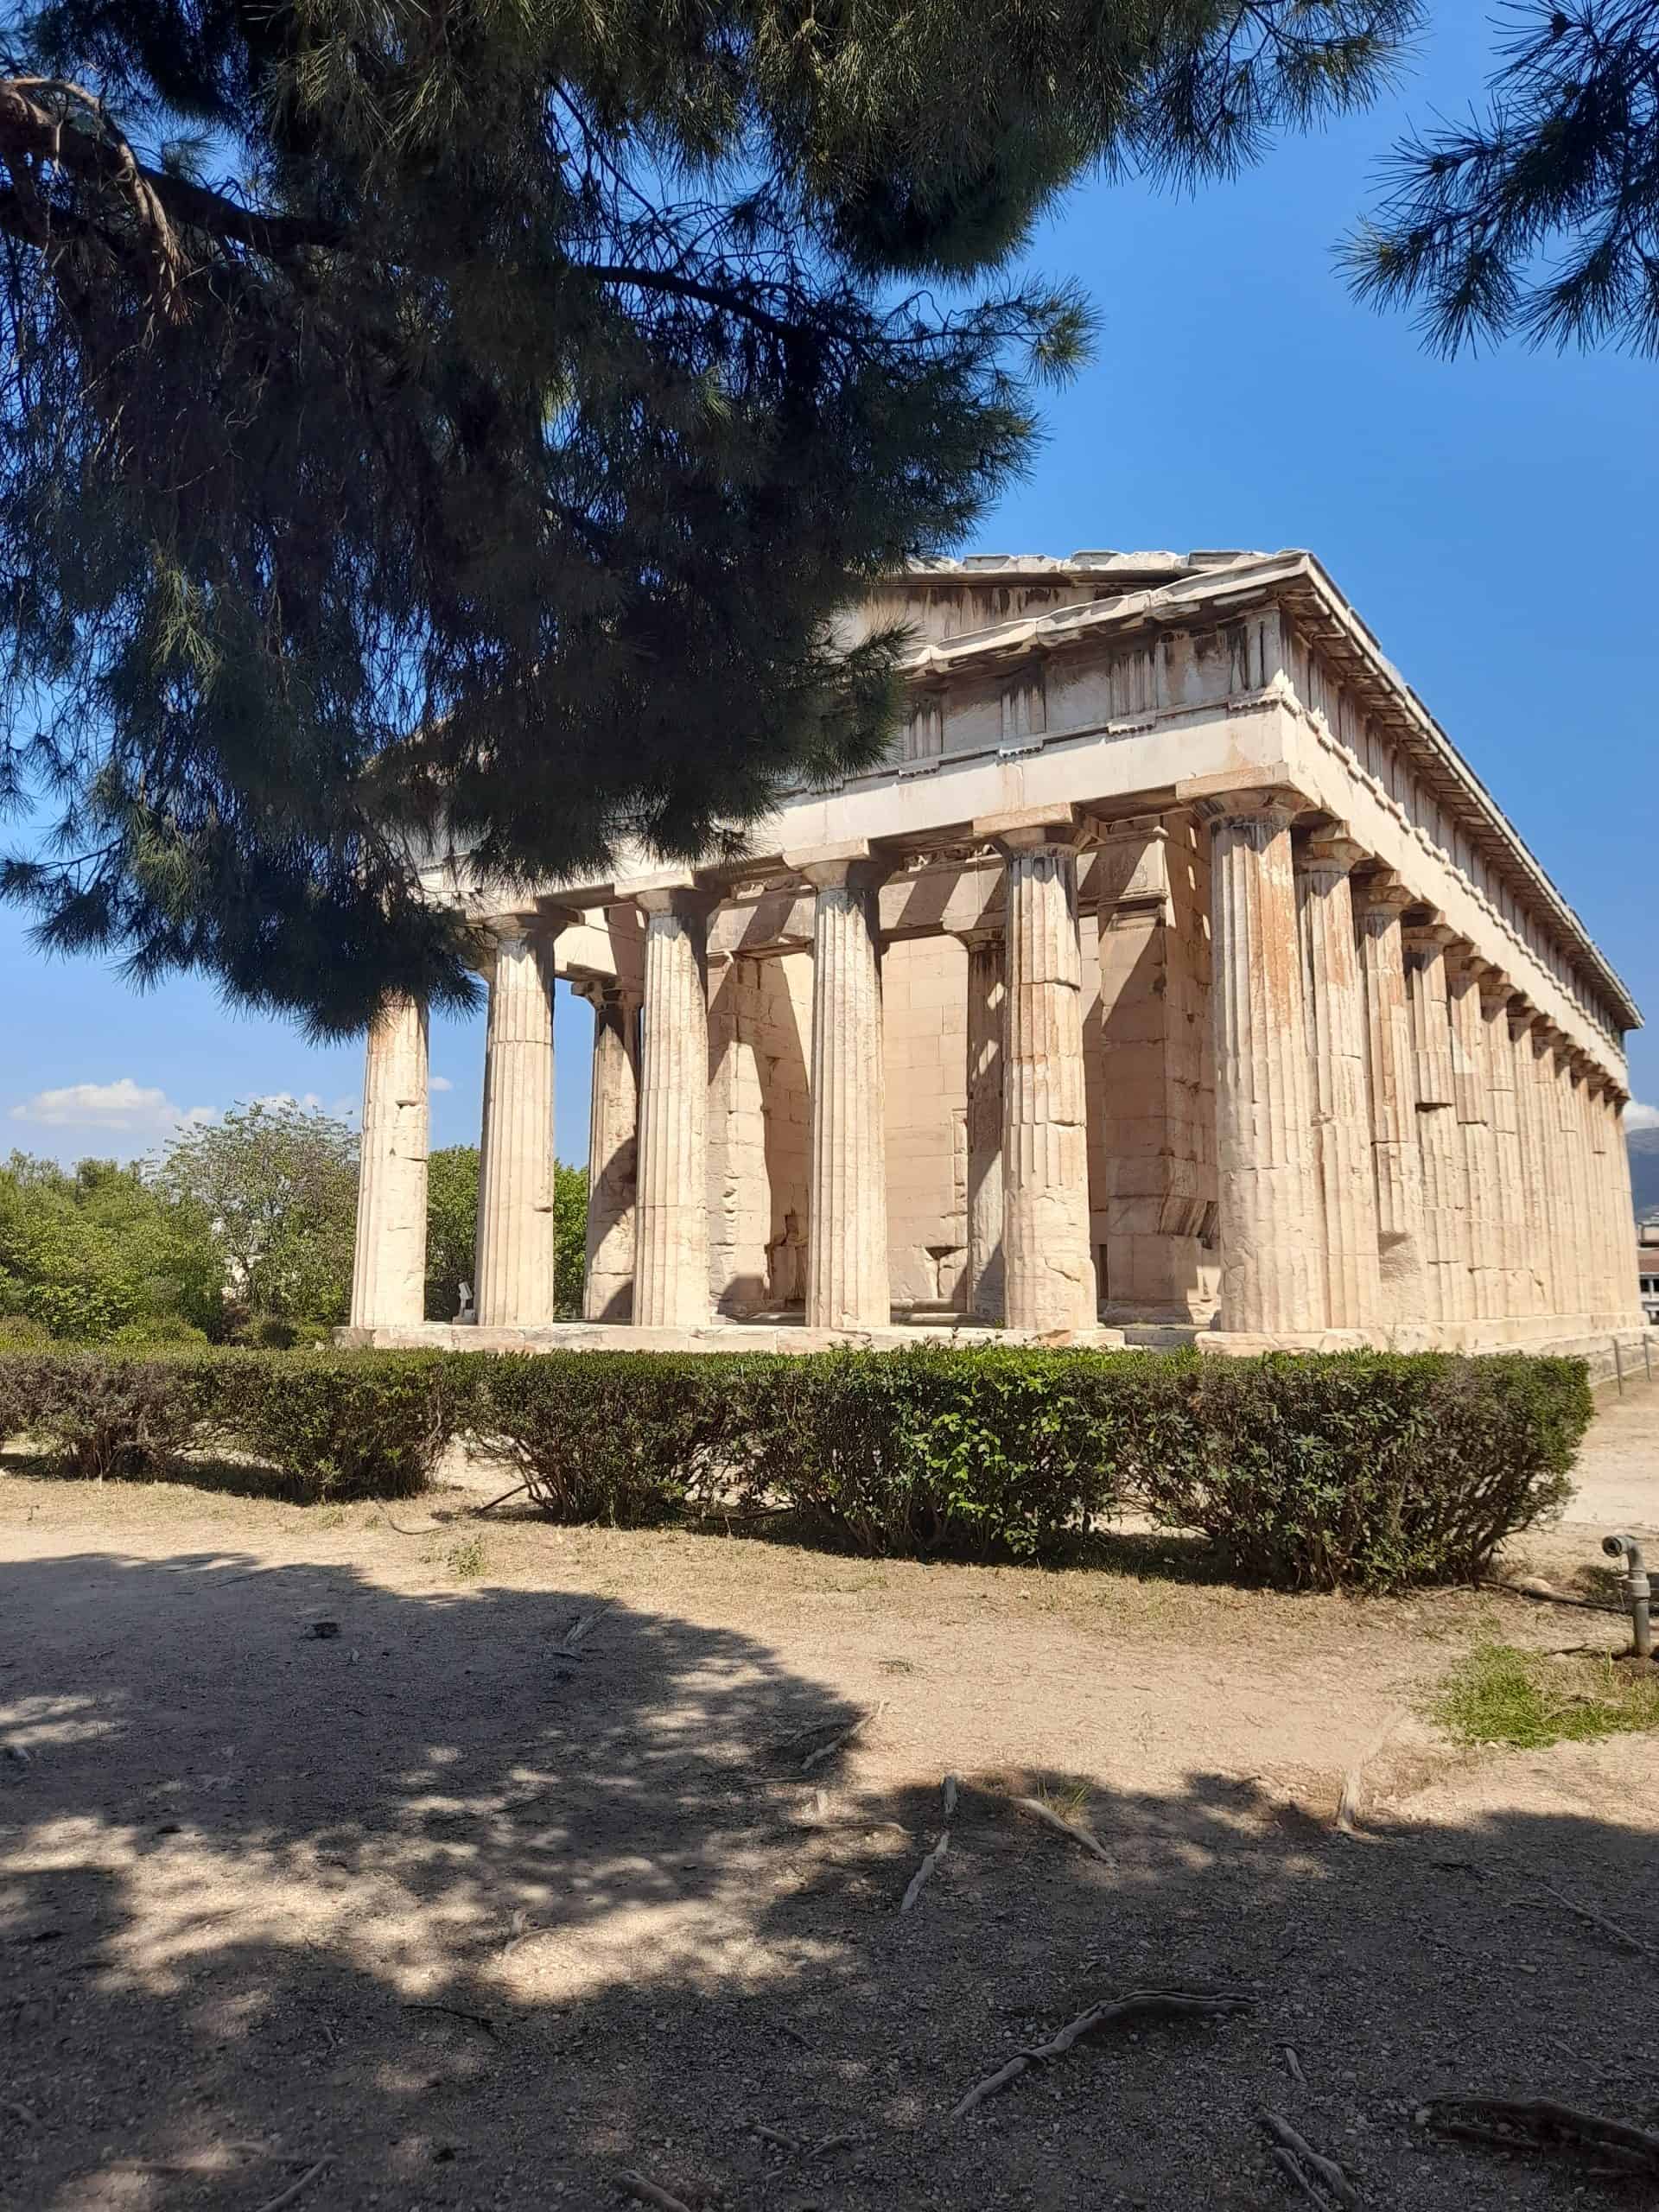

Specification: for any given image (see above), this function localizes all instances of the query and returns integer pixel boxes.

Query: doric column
[800,854,891,1331]
[1446,949,1499,1325]
[474,918,560,1326]
[1353,871,1427,1323]
[1550,1040,1588,1321]
[997,824,1096,1333]
[1592,1075,1618,1318]
[1566,1052,1597,1321]
[1404,920,1470,1326]
[1198,788,1325,1335]
[349,994,429,1328]
[1525,1022,1567,1315]
[578,981,641,1322]
[1297,830,1380,1331]
[960,927,1007,1321]
[1478,972,1525,1321]
[634,886,714,1329]
[1609,1090,1643,1321]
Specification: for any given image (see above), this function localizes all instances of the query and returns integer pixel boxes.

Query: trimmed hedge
[0,1343,1592,1587]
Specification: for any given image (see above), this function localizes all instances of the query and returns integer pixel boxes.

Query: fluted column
[634,887,714,1329]
[579,981,641,1322]
[1592,1075,1618,1318]
[802,855,890,1331]
[1478,973,1524,1320]
[1199,790,1325,1335]
[1551,1040,1588,1321]
[1404,921,1470,1326]
[961,927,1007,1321]
[1446,950,1499,1325]
[1526,1023,1567,1315]
[474,919,560,1326]
[1297,831,1380,1331]
[349,994,429,1328]
[999,826,1096,1333]
[1354,872,1427,1323]
[1609,1091,1643,1321]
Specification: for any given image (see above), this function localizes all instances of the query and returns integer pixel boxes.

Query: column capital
[572,975,643,1013]
[1175,764,1318,827]
[971,802,1088,856]
[1443,942,1497,988]
[480,907,573,953]
[946,920,1005,950]
[1351,868,1416,916]
[787,840,893,894]
[1297,825,1369,876]
[1475,965,1516,1014]
[1402,915,1458,954]
[632,879,718,924]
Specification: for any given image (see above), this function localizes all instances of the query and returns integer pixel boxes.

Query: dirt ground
[3,1384,1657,2212]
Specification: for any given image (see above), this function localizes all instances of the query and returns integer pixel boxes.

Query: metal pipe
[1603,1534,1652,1663]
[1613,1336,1625,1395]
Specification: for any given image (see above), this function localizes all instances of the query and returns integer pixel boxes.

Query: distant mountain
[1630,1125,1659,1223]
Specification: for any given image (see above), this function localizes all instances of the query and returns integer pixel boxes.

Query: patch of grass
[1034,1775,1094,1822]
[1434,1641,1659,1750]
[448,1535,488,1581]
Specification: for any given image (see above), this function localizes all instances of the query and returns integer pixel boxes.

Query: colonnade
[350,782,1641,1343]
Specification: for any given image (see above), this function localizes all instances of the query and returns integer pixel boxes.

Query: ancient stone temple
[346,550,1648,1355]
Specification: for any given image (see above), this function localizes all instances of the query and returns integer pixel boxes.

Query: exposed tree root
[1421,2097,1659,2177]
[1261,2110,1359,2209]
[952,1988,1255,2120]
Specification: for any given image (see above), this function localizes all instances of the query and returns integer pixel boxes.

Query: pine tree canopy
[1346,0,1659,355]
[0,0,1412,1033]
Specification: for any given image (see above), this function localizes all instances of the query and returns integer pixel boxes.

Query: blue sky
[3,3,1654,1167]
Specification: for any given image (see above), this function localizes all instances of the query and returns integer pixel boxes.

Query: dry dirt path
[1,1392,1656,2212]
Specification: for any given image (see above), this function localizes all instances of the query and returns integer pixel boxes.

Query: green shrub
[209,1351,460,1501]
[734,1346,1158,1559]
[464,1351,742,1524]
[0,1315,50,1350]
[109,1316,211,1349]
[2,1351,216,1481]
[0,1341,1592,1585]
[1134,1351,1588,1590]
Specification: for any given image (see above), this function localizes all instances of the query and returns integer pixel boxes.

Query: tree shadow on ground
[2,1547,1657,2210]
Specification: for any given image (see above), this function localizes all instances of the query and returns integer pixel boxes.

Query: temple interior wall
[883,935,969,1309]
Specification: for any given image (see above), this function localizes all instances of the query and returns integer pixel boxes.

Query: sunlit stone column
[1446,948,1499,1326]
[1353,871,1427,1324]
[474,918,560,1327]
[1478,971,1525,1321]
[960,926,1007,1321]
[1551,1039,1588,1322]
[1608,1090,1643,1321]
[634,887,714,1329]
[1566,1052,1597,1321]
[578,981,641,1322]
[1526,1022,1567,1316]
[1297,830,1379,1332]
[1199,789,1325,1335]
[802,855,890,1331]
[349,994,429,1328]
[1404,920,1469,1327]
[998,825,1096,1333]
[1592,1065,1618,1309]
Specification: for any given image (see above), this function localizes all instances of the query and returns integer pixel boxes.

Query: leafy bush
[0,1315,50,1349]
[109,1316,211,1349]
[464,1351,741,1523]
[3,1351,216,1481]
[0,1343,1592,1586]
[733,1347,1160,1559]
[1134,1351,1589,1590]
[208,1351,459,1501]
[0,1153,225,1342]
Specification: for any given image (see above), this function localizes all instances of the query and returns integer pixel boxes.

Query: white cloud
[430,1074,454,1093]
[249,1090,327,1113]
[1628,1100,1659,1131]
[10,1078,215,1140]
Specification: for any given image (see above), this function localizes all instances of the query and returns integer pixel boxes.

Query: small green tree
[0,1152,223,1339]
[423,1146,588,1321]
[151,1101,359,1334]
[553,1163,588,1321]
[425,1146,480,1323]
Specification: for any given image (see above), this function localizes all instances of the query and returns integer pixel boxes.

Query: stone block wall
[707,951,810,1314]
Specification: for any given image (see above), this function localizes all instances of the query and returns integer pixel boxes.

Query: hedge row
[0,1344,1591,1591]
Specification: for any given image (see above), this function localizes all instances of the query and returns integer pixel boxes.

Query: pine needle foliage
[0,0,1412,1030]
[1344,0,1659,355]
